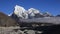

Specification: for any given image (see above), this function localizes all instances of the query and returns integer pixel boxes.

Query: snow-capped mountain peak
[13,5,28,19]
[28,8,40,14]
[14,5,26,15]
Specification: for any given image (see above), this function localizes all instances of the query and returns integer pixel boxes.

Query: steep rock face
[0,12,17,27]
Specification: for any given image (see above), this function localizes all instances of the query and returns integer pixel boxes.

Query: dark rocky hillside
[0,12,18,27]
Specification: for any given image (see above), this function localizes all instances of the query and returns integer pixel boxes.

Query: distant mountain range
[9,5,53,19]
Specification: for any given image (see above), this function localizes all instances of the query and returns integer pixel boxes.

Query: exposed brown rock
[0,12,18,27]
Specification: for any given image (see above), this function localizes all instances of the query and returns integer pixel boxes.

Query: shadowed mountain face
[0,12,18,27]
[11,13,19,22]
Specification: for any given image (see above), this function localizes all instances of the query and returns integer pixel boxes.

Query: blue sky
[0,0,60,16]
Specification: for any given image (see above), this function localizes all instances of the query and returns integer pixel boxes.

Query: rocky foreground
[0,26,42,34]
